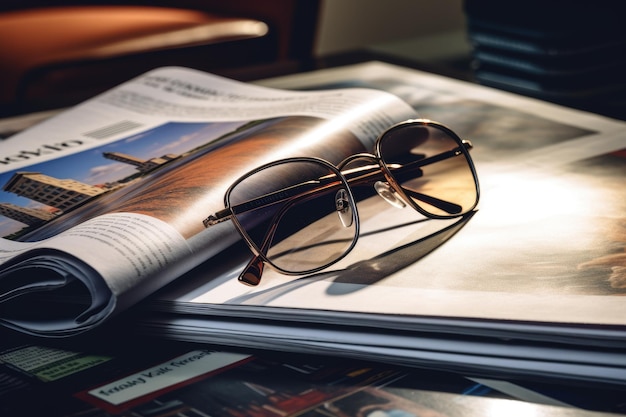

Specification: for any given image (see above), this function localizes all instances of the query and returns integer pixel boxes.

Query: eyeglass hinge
[202,208,232,228]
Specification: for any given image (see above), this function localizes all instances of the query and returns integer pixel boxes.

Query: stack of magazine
[3,333,625,417]
[0,61,625,387]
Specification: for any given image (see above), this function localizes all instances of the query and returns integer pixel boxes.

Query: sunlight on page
[483,398,544,417]
[479,169,599,226]
[183,159,626,326]
[264,92,413,163]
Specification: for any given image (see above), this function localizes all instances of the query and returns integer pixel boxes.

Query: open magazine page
[0,66,416,336]
[139,62,626,383]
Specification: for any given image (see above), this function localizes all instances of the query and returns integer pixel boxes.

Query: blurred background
[317,0,466,65]
[0,0,623,119]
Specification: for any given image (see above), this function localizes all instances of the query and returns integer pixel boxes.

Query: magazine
[2,61,625,387]
[2,336,625,417]
[0,66,416,337]
[133,62,626,385]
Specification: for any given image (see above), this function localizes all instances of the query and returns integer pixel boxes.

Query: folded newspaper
[0,66,415,336]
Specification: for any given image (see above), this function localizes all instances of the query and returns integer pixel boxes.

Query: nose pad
[335,188,353,227]
[374,181,406,209]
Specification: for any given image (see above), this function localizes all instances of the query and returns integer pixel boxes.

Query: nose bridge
[336,152,377,171]
[337,153,384,188]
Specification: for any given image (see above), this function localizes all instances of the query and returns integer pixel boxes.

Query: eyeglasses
[203,119,480,286]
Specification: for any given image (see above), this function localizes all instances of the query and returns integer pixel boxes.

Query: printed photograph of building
[0,120,248,238]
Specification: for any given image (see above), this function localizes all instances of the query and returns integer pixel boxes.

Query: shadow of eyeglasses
[223,210,476,304]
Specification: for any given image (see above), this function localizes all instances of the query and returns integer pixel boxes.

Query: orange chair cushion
[0,5,268,104]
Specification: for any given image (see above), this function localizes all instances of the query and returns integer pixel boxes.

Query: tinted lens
[377,122,478,218]
[226,159,358,274]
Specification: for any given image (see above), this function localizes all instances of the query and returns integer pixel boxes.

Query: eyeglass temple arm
[395,140,472,172]
[403,189,463,214]
[341,142,471,215]
[202,208,265,285]
[203,178,331,228]
[239,255,265,286]
[203,208,231,227]
[202,204,280,285]
[203,141,473,227]
[200,140,473,286]
[342,164,463,214]
[388,141,471,214]
[237,212,281,286]
[238,185,336,285]
[235,142,470,284]
[206,181,339,285]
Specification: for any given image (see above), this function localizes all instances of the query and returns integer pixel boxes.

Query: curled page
[0,66,416,336]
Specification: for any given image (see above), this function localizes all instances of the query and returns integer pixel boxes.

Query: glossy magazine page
[139,62,626,385]
[0,66,416,336]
